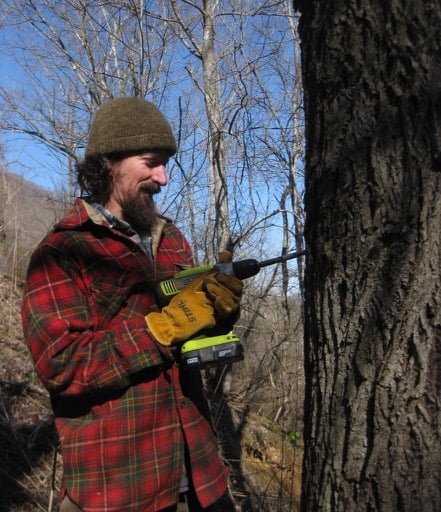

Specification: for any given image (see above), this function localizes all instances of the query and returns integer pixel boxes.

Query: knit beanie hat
[85,97,177,157]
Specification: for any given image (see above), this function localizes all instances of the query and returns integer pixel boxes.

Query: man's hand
[145,276,215,346]
[203,272,243,317]
[205,249,243,317]
[146,250,243,346]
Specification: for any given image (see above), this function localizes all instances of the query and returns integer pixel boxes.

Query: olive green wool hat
[85,97,177,157]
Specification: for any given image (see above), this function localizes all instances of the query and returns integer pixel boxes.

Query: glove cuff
[145,312,174,346]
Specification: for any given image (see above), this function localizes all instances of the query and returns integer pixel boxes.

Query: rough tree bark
[296,0,441,511]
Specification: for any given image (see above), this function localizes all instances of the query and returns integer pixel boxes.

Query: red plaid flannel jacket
[21,199,228,511]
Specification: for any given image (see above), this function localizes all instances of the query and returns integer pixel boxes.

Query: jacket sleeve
[21,244,170,398]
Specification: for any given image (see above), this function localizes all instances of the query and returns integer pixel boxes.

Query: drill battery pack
[180,331,244,369]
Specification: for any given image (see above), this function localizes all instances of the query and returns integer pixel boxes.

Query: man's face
[105,151,169,232]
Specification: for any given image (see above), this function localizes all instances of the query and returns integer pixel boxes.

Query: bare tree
[1,0,304,269]
[296,0,441,510]
[0,0,176,193]
[168,0,233,259]
[1,2,307,508]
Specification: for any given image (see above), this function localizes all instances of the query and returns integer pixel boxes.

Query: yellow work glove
[203,272,243,317]
[145,277,215,346]
[205,249,243,316]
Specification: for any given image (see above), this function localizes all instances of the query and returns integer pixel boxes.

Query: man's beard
[121,184,160,234]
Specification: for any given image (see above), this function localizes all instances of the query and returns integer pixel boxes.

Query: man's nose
[152,165,168,186]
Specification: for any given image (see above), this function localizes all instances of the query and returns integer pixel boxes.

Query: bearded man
[21,98,242,512]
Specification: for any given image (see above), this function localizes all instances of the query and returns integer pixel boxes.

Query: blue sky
[2,131,66,190]
[0,36,66,190]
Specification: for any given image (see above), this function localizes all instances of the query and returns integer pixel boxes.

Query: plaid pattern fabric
[21,199,228,511]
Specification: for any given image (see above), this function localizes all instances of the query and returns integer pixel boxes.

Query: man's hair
[76,155,113,202]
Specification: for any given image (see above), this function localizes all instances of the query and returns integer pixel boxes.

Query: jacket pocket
[88,280,133,329]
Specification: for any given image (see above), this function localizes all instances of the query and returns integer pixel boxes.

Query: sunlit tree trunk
[201,0,230,260]
[0,170,7,272]
[170,0,230,260]
[286,0,306,300]
[296,0,441,510]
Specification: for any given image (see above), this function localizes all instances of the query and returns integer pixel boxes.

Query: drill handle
[156,264,214,305]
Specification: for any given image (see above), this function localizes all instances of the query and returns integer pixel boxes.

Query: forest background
[3,1,439,511]
[0,1,305,511]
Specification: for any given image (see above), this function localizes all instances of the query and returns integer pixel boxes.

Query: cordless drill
[157,251,305,369]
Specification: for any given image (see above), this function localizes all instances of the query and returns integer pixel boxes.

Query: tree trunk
[296,0,441,511]
[0,171,6,272]
[201,0,230,259]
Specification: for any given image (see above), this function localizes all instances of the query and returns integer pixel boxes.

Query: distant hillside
[0,170,68,279]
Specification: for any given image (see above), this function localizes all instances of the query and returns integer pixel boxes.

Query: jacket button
[180,399,187,408]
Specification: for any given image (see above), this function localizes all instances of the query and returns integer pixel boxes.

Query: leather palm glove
[206,249,243,317]
[203,272,243,317]
[145,276,215,346]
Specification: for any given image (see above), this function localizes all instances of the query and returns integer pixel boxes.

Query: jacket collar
[55,198,167,256]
